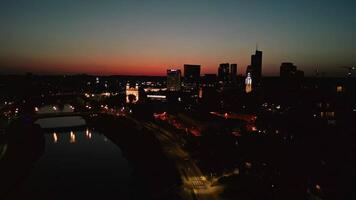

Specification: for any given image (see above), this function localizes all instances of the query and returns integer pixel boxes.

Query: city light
[336,86,343,93]
[53,133,58,143]
[315,184,321,190]
[70,131,76,143]
[85,129,92,139]
[245,72,253,93]
[147,94,166,99]
[0,4,353,199]
[102,92,110,97]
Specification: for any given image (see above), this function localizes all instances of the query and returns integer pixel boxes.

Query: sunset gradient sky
[0,0,355,76]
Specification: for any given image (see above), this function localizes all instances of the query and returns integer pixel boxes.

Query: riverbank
[92,114,182,200]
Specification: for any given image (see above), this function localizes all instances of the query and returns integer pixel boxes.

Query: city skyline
[0,0,355,76]
[0,1,354,199]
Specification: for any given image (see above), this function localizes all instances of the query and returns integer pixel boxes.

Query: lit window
[336,86,343,93]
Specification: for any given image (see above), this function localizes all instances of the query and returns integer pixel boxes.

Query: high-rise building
[184,64,201,89]
[246,50,262,84]
[230,64,237,76]
[246,65,253,74]
[280,62,297,78]
[167,69,181,91]
[230,63,237,83]
[218,63,230,83]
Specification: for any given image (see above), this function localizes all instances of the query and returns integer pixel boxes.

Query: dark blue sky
[0,0,355,76]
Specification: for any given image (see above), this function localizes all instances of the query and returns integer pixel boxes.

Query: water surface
[13,128,133,199]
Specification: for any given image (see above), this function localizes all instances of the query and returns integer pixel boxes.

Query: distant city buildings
[167,69,181,91]
[280,62,304,79]
[280,62,304,90]
[218,63,230,84]
[184,64,201,90]
[218,63,238,85]
[280,62,297,78]
[202,74,217,87]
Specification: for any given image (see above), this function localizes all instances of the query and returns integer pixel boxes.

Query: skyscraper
[218,63,230,83]
[280,62,297,78]
[230,63,237,83]
[246,50,263,84]
[167,69,181,91]
[184,64,201,89]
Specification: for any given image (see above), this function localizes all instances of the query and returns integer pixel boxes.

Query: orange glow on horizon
[0,55,265,76]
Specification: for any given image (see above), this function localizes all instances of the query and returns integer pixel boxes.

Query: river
[1,109,138,199]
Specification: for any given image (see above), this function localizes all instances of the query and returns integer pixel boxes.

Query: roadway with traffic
[135,119,222,200]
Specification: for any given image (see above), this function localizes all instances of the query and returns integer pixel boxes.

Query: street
[142,121,222,200]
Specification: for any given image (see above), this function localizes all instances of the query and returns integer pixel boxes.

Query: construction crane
[340,66,355,77]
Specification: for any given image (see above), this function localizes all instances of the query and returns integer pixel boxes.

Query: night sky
[0,0,355,76]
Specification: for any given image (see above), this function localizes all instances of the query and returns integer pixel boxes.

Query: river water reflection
[13,128,133,199]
